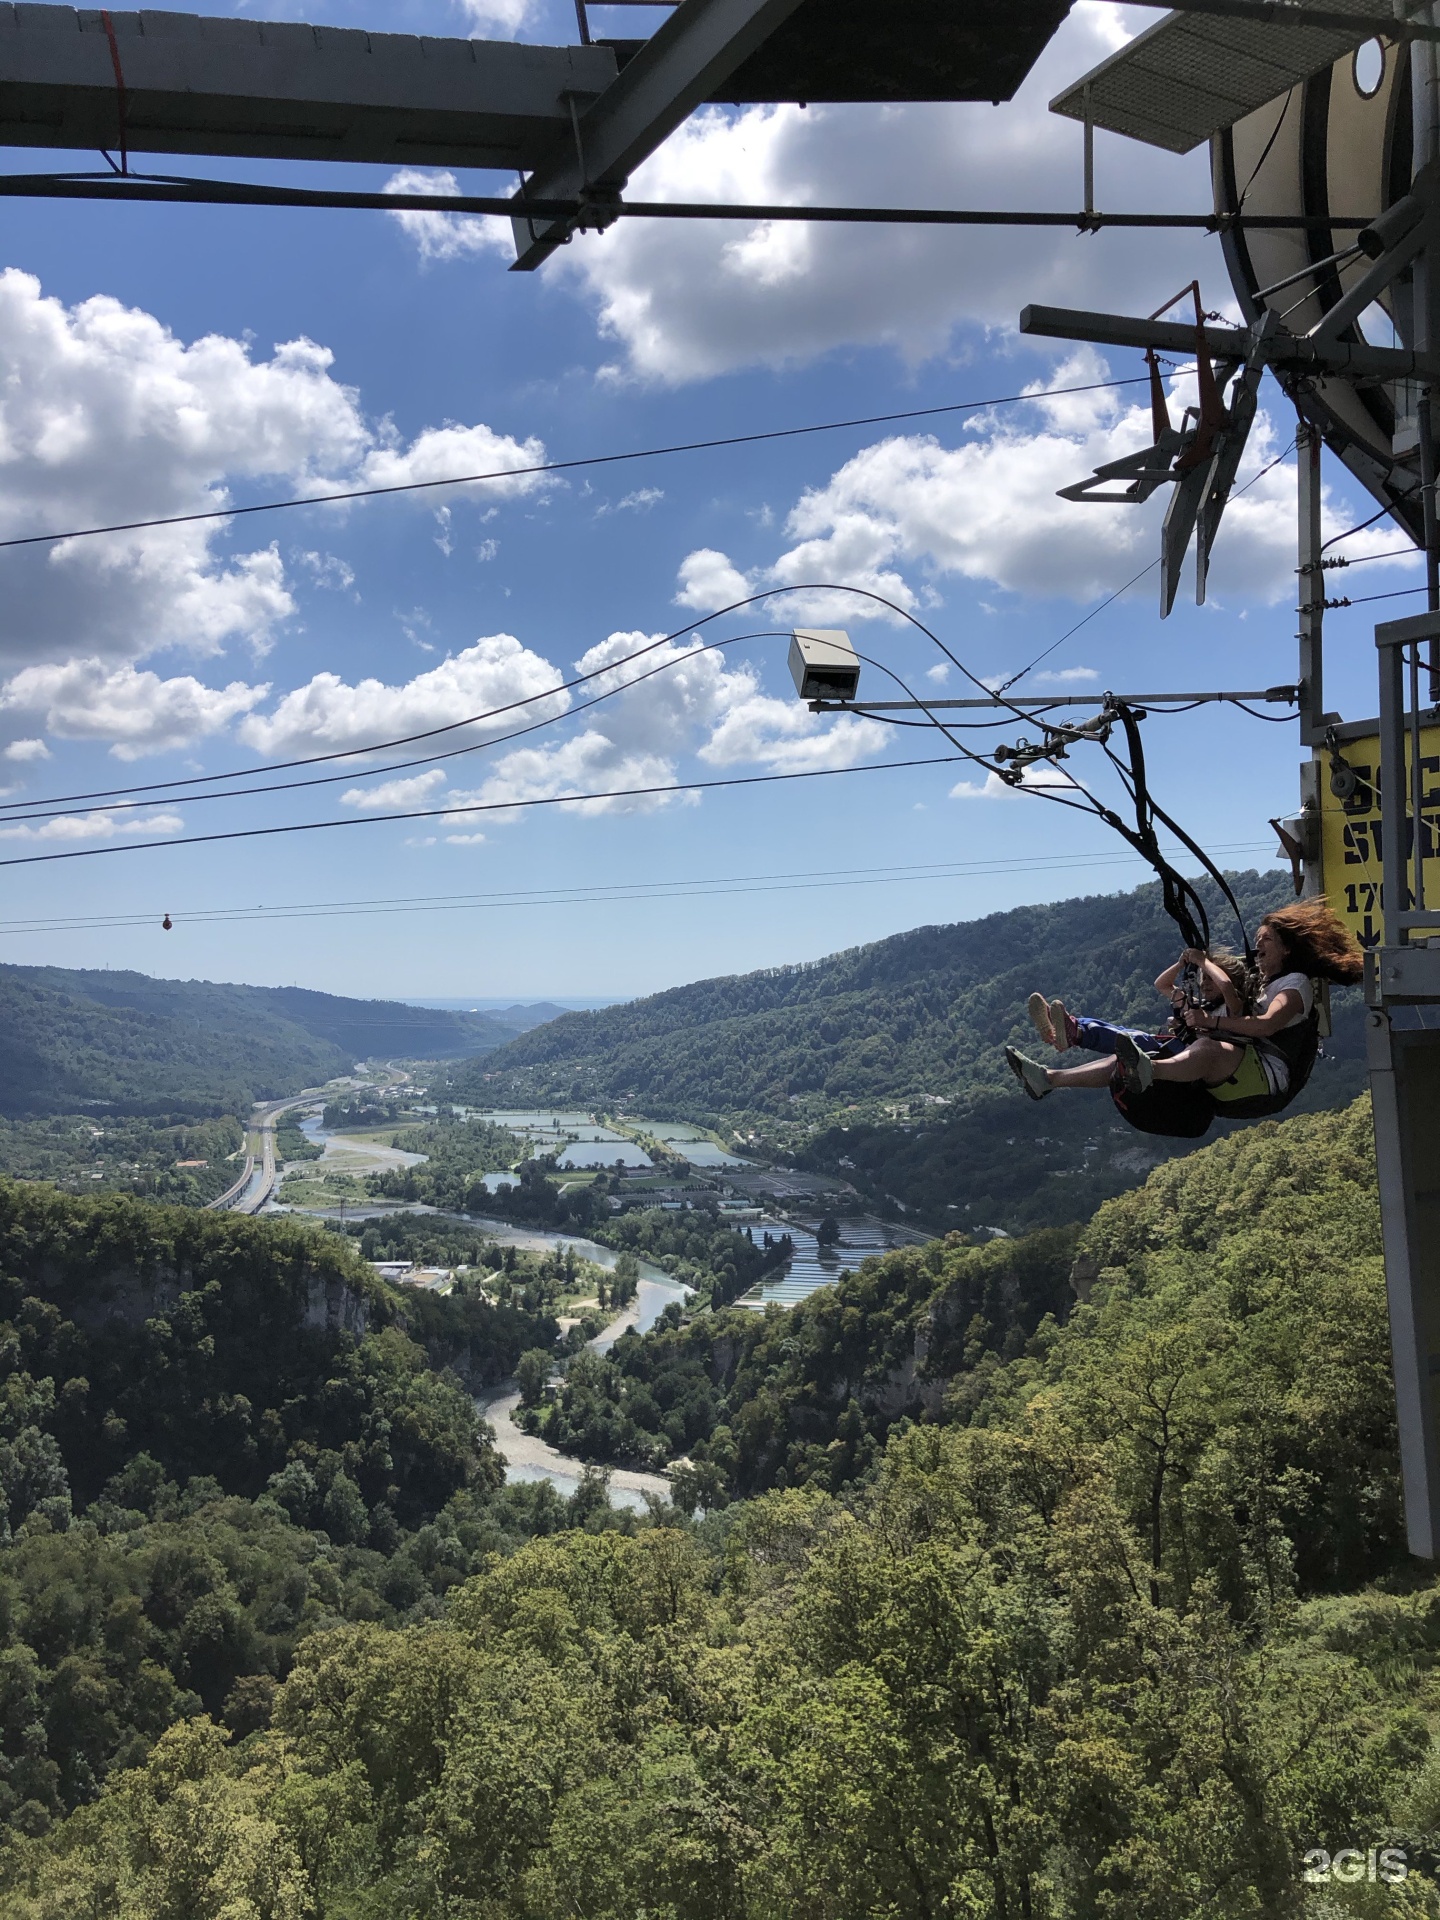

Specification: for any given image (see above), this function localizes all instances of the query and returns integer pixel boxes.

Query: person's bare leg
[1148,1038,1242,1086]
[1044,1057,1121,1089]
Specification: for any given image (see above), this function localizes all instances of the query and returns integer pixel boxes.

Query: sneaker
[1049,998,1075,1050]
[1114,1031,1154,1096]
[1027,992,1054,1047]
[1005,1045,1051,1101]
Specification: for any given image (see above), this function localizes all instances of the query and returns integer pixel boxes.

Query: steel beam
[0,5,617,169]
[510,0,807,269]
[1020,302,1440,381]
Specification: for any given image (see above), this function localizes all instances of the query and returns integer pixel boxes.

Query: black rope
[1105,701,1252,957]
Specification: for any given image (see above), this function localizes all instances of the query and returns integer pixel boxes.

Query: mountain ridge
[0,962,513,1117]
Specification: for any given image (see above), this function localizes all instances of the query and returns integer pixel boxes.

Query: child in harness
[1025,947,1249,1064]
[1004,898,1363,1136]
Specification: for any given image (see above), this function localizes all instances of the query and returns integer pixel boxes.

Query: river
[475,1260,691,1512]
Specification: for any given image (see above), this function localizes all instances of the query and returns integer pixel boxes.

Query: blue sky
[0,0,1416,999]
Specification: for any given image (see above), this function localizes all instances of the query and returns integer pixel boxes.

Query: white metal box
[788,628,860,701]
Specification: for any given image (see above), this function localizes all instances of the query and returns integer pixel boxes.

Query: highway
[214,1089,328,1215]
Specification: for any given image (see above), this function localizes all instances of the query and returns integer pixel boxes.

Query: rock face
[302,1270,373,1336]
[0,1180,389,1346]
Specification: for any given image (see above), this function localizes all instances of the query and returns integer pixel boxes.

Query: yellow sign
[1317,727,1440,948]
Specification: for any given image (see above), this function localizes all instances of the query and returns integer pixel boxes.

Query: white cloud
[238,634,568,759]
[413,621,888,823]
[0,808,183,842]
[444,832,488,845]
[950,761,1081,799]
[294,550,356,591]
[450,730,687,818]
[675,548,753,612]
[0,661,268,759]
[0,268,549,676]
[450,0,537,38]
[341,768,448,810]
[2,738,49,762]
[698,692,886,771]
[383,168,514,265]
[541,9,1217,384]
[597,487,664,517]
[568,627,886,778]
[357,419,546,500]
[669,354,1419,613]
[1033,666,1100,684]
[925,664,951,684]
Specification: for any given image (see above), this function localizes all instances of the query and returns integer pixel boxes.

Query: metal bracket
[1368,944,1440,1004]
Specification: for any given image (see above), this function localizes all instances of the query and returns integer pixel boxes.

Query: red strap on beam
[99,10,128,175]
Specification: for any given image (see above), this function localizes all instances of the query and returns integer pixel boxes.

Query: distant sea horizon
[399,996,629,1012]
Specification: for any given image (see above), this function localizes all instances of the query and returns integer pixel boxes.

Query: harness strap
[1110,701,1252,959]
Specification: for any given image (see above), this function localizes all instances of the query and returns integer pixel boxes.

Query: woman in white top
[1007,897,1362,1111]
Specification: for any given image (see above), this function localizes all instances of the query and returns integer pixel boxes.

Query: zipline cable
[839,617,1260,954]
[0,752,969,870]
[0,586,1292,942]
[0,631,794,827]
[998,433,1298,690]
[0,374,1152,555]
[0,839,1280,938]
[0,573,1138,819]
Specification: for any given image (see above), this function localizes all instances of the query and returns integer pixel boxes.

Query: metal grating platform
[1050,0,1395,153]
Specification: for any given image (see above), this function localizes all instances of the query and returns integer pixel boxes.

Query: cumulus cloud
[675,548,754,612]
[410,623,889,822]
[383,168,514,264]
[0,661,269,759]
[0,808,183,842]
[530,8,1217,383]
[238,634,568,759]
[578,627,886,781]
[3,738,49,762]
[449,731,686,818]
[341,768,448,810]
[670,354,1421,614]
[698,693,885,771]
[357,419,546,497]
[0,269,549,683]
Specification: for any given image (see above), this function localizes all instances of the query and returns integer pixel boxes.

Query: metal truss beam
[0,4,618,170]
[510,0,807,269]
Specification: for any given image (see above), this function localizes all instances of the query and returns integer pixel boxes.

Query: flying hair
[1259,898,1364,985]
[1207,947,1256,1011]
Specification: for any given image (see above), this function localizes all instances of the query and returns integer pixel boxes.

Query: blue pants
[1072,1016,1173,1057]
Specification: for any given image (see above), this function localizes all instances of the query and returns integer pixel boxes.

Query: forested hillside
[7,1094,1439,1917]
[0,964,513,1119]
[448,871,1366,1227]
[0,1179,596,1841]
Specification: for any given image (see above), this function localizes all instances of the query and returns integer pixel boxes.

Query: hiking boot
[1114,1031,1154,1096]
[1005,1046,1051,1101]
[1026,992,1055,1047]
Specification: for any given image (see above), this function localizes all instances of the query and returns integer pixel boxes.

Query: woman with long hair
[1006,897,1362,1128]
